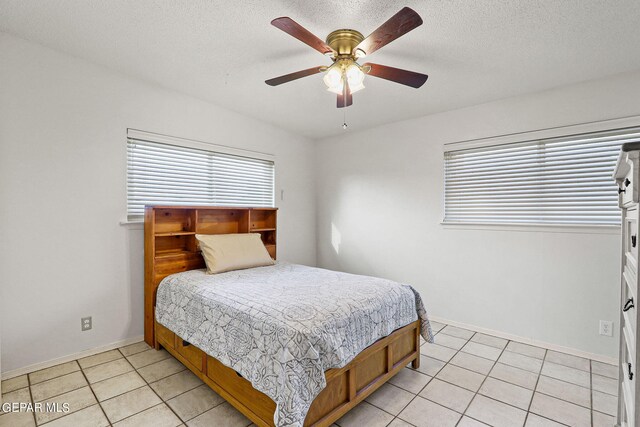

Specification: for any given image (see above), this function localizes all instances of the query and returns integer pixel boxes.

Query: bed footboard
[155,319,421,427]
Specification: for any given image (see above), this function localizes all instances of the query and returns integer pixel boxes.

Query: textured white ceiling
[1,0,640,139]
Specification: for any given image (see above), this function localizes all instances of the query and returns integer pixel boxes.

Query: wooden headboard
[144,205,278,347]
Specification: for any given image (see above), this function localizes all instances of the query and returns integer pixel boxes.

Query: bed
[144,206,432,427]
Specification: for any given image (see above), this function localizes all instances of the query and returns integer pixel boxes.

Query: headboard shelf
[144,205,278,347]
[249,209,277,230]
[154,249,200,259]
[155,231,197,237]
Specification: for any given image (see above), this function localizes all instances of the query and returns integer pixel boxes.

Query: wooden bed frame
[144,205,421,427]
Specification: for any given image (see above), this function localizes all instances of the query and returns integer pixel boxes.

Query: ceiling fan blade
[337,80,353,108]
[271,17,334,55]
[364,63,428,88]
[265,66,324,86]
[355,7,422,57]
[336,94,353,108]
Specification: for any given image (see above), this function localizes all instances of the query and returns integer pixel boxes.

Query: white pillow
[195,233,274,274]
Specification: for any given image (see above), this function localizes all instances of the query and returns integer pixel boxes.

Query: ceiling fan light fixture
[345,63,365,91]
[266,8,427,107]
[323,65,343,92]
[349,82,365,94]
[326,85,344,95]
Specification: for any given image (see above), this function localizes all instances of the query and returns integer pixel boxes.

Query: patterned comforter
[155,262,433,427]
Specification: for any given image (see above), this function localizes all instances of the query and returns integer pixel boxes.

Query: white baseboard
[1,318,617,380]
[430,316,618,365]
[1,335,145,381]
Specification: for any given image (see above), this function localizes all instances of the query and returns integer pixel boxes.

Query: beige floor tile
[479,377,533,410]
[1,375,28,394]
[90,371,146,402]
[544,351,590,372]
[388,419,414,427]
[529,392,590,427]
[365,383,414,415]
[591,360,618,379]
[434,333,468,350]
[535,375,590,408]
[167,384,224,422]
[83,358,134,384]
[421,343,457,362]
[499,351,543,373]
[465,395,527,427]
[113,403,182,427]
[428,321,446,333]
[137,357,186,383]
[524,413,565,426]
[398,396,461,427]
[43,404,109,427]
[150,370,203,401]
[489,363,539,390]
[412,355,446,377]
[592,373,618,396]
[10,321,625,427]
[592,390,617,416]
[471,334,508,349]
[126,349,171,369]
[461,342,502,361]
[419,378,474,413]
[540,361,590,388]
[78,349,123,370]
[450,352,495,375]
[592,410,616,427]
[31,371,87,401]
[101,385,162,423]
[440,326,475,340]
[185,402,252,427]
[388,368,432,394]
[505,342,546,360]
[457,416,490,426]
[119,341,152,357]
[0,411,35,427]
[29,361,80,385]
[436,364,485,392]
[335,401,394,427]
[35,386,97,425]
[0,388,31,415]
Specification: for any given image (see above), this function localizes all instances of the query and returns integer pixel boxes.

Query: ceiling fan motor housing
[326,29,364,57]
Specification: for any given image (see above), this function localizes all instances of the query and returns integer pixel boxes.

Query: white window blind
[127,135,274,220]
[443,128,640,226]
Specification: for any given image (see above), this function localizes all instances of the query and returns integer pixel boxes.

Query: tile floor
[0,322,619,427]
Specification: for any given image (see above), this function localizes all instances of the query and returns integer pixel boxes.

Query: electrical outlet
[599,320,613,337]
[81,316,92,331]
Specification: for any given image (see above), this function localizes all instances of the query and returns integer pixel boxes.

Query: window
[443,128,640,226]
[127,131,274,221]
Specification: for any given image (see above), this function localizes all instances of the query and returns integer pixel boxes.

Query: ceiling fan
[265,7,428,108]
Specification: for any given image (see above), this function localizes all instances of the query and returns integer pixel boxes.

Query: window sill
[119,220,143,230]
[440,221,620,235]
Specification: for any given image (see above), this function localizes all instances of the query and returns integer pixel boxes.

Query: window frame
[124,129,275,223]
[441,116,640,233]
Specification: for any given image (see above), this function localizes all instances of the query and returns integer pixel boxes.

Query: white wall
[2,30,639,377]
[316,70,640,358]
[0,33,316,374]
